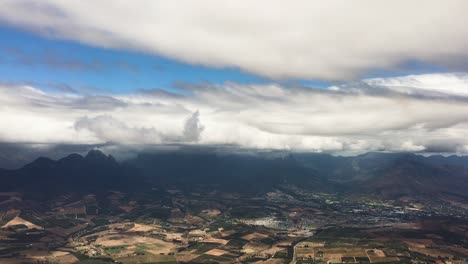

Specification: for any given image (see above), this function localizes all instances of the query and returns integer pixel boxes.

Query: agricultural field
[1,186,468,263]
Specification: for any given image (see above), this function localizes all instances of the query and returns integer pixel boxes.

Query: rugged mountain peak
[85,149,108,160]
[22,157,55,170]
[84,149,117,164]
[0,149,145,195]
[58,153,84,163]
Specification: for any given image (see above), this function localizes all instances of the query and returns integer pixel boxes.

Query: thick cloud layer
[1,1,468,80]
[1,73,468,154]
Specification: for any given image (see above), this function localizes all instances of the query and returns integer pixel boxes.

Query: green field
[104,245,126,255]
[189,242,221,254]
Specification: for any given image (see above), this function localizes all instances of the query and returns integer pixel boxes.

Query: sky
[1,0,468,161]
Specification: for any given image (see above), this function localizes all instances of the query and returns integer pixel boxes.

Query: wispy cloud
[1,73,468,154]
[0,46,142,74]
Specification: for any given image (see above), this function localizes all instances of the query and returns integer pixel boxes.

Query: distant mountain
[125,152,328,193]
[0,150,146,196]
[423,154,468,169]
[125,151,468,198]
[291,152,468,198]
[0,149,467,199]
[363,157,468,198]
[291,152,418,182]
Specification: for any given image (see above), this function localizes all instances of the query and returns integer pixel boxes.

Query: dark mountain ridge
[126,152,328,193]
[0,150,467,199]
[0,150,145,195]
[293,152,468,198]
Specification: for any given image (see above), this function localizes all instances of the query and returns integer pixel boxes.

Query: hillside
[0,150,467,199]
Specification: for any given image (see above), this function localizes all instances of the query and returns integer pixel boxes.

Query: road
[289,235,313,264]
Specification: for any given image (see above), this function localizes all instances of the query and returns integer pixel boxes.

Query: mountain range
[1,149,467,199]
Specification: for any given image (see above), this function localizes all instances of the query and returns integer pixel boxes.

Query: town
[1,183,467,264]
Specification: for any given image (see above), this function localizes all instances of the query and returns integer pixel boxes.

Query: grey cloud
[0,84,126,110]
[137,88,185,99]
[0,80,78,93]
[74,115,162,144]
[183,111,204,142]
[73,95,127,110]
[46,83,78,93]
[0,46,141,73]
[422,142,467,154]
[334,81,468,104]
[1,47,103,71]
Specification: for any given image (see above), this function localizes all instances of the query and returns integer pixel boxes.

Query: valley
[0,183,467,263]
[0,150,468,263]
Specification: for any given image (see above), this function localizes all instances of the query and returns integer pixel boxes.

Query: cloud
[0,80,79,93]
[74,115,162,144]
[183,111,204,142]
[0,46,143,75]
[1,73,468,154]
[1,47,103,71]
[1,1,468,80]
[364,73,468,97]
